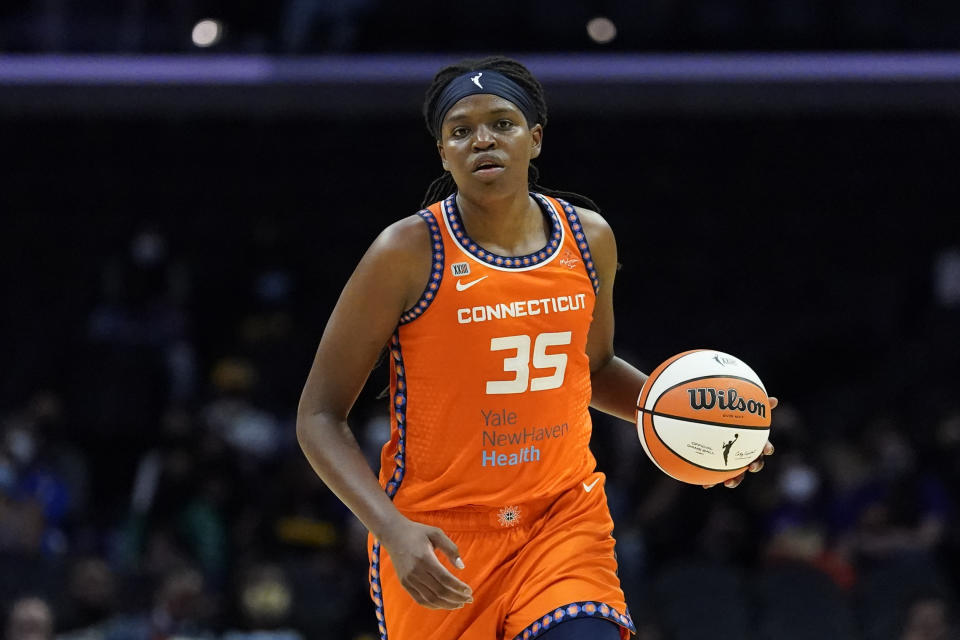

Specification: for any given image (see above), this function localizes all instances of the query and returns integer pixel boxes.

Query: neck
[457,187,531,221]
[456,188,548,256]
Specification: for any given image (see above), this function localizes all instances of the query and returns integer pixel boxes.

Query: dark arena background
[2,3,960,640]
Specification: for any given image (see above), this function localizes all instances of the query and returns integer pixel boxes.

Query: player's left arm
[578,206,774,488]
[578,207,648,423]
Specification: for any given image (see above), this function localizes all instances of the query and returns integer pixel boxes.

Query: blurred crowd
[1,228,377,639]
[3,0,960,53]
[2,218,958,640]
[2,98,959,639]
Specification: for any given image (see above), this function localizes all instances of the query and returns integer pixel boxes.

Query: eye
[450,126,470,138]
[496,119,515,130]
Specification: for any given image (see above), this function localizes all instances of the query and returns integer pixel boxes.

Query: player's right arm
[297,215,473,610]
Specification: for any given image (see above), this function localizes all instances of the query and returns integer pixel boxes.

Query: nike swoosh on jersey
[456,276,488,291]
[583,478,600,492]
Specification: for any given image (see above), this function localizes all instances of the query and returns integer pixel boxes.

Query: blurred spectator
[5,598,54,640]
[203,358,283,463]
[0,444,44,553]
[262,458,348,559]
[236,266,304,415]
[149,568,216,639]
[836,420,950,564]
[83,228,196,439]
[119,408,229,583]
[762,450,856,590]
[0,395,73,556]
[95,568,216,640]
[56,557,118,637]
[898,588,957,640]
[221,563,302,640]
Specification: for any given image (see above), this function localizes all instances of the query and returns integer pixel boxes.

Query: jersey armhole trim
[556,198,600,295]
[399,209,444,325]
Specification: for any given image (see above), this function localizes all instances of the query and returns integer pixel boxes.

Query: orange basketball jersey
[378,193,600,511]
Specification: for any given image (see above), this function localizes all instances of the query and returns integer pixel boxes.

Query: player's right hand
[379,518,474,610]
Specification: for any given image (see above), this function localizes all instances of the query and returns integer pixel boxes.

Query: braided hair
[420,56,600,212]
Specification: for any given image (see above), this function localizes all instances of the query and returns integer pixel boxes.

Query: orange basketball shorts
[367,471,636,640]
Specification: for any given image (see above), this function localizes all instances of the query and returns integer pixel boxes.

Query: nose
[472,124,496,150]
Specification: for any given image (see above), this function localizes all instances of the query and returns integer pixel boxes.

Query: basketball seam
[636,407,770,430]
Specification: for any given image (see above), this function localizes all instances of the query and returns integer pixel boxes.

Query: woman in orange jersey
[296,56,776,640]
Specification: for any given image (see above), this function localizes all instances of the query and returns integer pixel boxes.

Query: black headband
[432,70,539,139]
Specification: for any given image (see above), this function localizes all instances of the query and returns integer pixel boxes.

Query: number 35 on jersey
[486,331,572,395]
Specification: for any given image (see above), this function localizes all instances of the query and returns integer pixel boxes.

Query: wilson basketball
[636,349,771,485]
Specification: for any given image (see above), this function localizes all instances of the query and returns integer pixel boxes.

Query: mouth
[472,157,505,174]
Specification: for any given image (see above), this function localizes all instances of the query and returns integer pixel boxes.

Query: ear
[529,124,543,160]
[437,139,449,171]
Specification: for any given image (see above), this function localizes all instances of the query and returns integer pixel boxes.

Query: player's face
[437,94,543,194]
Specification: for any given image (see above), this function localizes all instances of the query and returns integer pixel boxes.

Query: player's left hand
[703,396,777,489]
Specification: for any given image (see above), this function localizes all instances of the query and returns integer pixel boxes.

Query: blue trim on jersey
[442,193,563,268]
[384,331,408,499]
[556,199,600,295]
[369,330,410,640]
[369,542,387,639]
[399,210,444,325]
[513,602,636,640]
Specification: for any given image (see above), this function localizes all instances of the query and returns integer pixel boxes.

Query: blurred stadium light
[2,52,960,116]
[191,20,223,48]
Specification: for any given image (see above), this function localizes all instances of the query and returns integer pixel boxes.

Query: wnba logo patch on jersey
[451,262,471,276]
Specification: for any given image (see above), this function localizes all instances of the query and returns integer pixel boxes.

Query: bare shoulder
[574,206,617,271]
[361,213,434,311]
[370,213,433,260]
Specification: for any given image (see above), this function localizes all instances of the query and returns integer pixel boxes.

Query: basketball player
[296,56,776,640]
